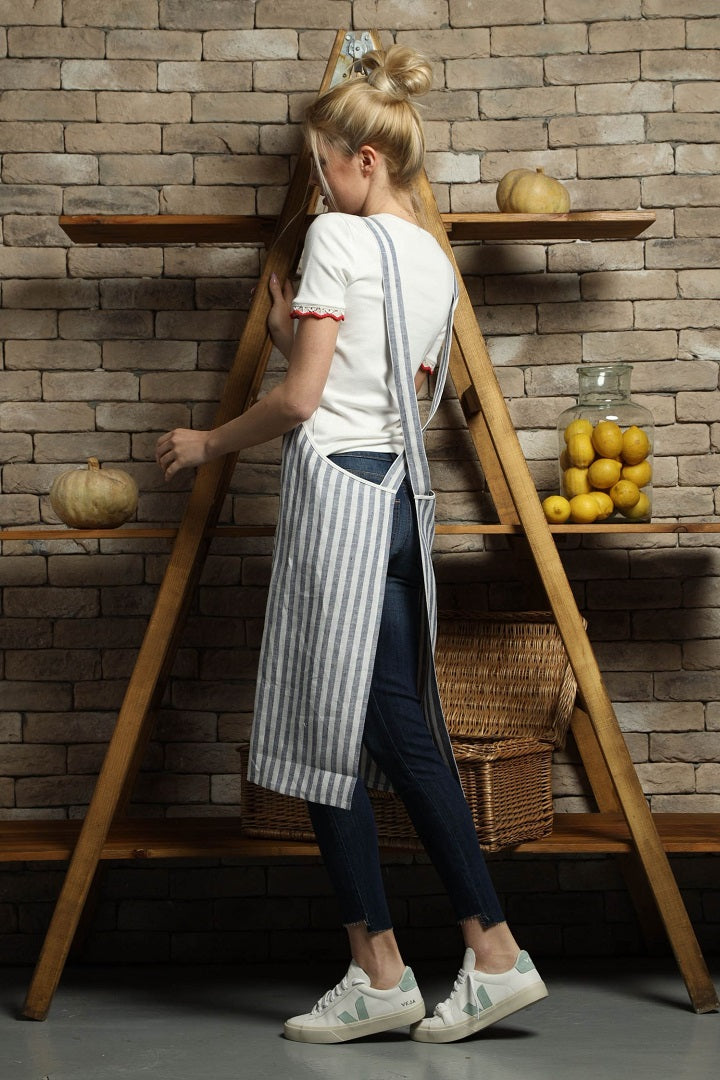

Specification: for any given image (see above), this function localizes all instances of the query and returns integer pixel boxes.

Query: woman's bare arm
[156,308,339,481]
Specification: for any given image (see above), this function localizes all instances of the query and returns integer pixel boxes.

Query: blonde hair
[303,45,433,193]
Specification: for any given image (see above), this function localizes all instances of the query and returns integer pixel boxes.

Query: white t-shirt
[290,212,456,456]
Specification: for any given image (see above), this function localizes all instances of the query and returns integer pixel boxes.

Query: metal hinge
[331,30,375,86]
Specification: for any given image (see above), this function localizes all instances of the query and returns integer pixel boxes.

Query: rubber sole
[284,998,427,1044]
[410,979,548,1043]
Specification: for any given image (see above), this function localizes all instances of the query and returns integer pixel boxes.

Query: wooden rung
[59,214,280,245]
[2,522,719,543]
[2,813,718,862]
[58,210,656,245]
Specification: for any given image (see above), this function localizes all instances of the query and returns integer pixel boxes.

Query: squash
[49,458,138,529]
[496,167,571,214]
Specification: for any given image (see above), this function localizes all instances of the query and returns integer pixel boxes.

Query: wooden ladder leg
[21,457,239,1021]
[415,176,718,1014]
[570,704,668,954]
[565,665,717,1012]
[22,28,356,1022]
[456,372,519,525]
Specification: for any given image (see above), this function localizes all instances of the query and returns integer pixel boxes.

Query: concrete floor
[1,959,719,1080]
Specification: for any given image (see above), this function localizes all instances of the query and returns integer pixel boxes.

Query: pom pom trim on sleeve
[290,303,345,322]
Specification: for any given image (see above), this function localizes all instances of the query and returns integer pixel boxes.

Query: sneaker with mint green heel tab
[284,962,426,1043]
[410,948,547,1043]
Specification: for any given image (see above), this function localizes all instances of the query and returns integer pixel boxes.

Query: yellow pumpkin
[49,457,138,528]
[496,167,571,214]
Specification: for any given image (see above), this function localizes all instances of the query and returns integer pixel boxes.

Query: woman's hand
[267,272,295,359]
[156,427,213,481]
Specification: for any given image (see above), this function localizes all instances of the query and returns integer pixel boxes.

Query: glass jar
[557,364,654,523]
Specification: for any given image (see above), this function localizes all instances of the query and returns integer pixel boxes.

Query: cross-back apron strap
[363,217,458,498]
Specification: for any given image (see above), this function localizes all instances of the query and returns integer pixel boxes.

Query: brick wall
[1,1,719,963]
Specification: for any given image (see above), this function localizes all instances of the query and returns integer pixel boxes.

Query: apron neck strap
[363,216,458,497]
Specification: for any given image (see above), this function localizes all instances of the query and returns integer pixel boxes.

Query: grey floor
[1,959,719,1080]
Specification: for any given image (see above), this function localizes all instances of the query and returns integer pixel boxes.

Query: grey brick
[3,214,72,247]
[158,61,252,92]
[1,248,66,278]
[100,278,195,311]
[58,310,154,340]
[159,1,255,30]
[62,186,160,215]
[65,1,158,27]
[97,92,191,124]
[7,26,105,57]
[106,30,202,60]
[3,279,99,310]
[203,30,298,60]
[162,123,257,154]
[192,92,287,124]
[0,58,60,88]
[448,0,543,26]
[4,340,100,371]
[0,402,94,433]
[65,123,161,153]
[61,59,157,90]
[0,0,61,24]
[43,372,139,402]
[102,340,197,371]
[2,682,73,711]
[651,733,720,763]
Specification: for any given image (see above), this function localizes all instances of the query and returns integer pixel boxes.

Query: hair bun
[362,45,432,101]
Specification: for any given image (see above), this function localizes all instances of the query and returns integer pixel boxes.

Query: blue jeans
[307,452,506,933]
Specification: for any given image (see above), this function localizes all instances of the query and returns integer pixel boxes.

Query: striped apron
[248,216,460,809]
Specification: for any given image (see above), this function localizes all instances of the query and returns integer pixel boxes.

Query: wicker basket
[451,737,554,851]
[435,611,580,748]
[239,737,553,853]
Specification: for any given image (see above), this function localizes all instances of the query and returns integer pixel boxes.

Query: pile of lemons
[543,419,652,524]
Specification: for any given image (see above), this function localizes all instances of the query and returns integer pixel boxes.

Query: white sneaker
[410,948,547,1043]
[284,961,426,1044]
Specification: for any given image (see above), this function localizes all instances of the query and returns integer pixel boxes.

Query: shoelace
[434,966,472,1019]
[310,972,364,1016]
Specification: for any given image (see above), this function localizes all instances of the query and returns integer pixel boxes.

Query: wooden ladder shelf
[9,29,718,1020]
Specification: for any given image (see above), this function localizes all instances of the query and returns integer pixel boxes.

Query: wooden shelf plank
[437,522,720,534]
[59,211,656,245]
[59,214,279,245]
[444,211,657,241]
[1,813,718,862]
[3,522,719,543]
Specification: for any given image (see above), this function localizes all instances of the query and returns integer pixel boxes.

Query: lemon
[569,494,599,523]
[610,478,641,510]
[564,418,593,444]
[621,460,652,488]
[591,491,614,520]
[563,467,591,498]
[621,491,651,521]
[592,420,623,459]
[621,425,650,465]
[559,448,570,470]
[542,495,571,524]
[587,457,622,490]
[567,433,595,468]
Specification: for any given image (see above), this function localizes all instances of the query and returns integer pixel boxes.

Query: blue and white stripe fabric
[248,216,459,809]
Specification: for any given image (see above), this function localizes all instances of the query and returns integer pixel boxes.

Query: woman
[156,45,546,1045]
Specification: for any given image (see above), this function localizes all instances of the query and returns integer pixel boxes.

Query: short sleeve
[290,214,351,322]
[419,325,447,374]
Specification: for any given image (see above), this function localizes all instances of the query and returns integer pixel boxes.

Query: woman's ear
[358,145,378,176]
